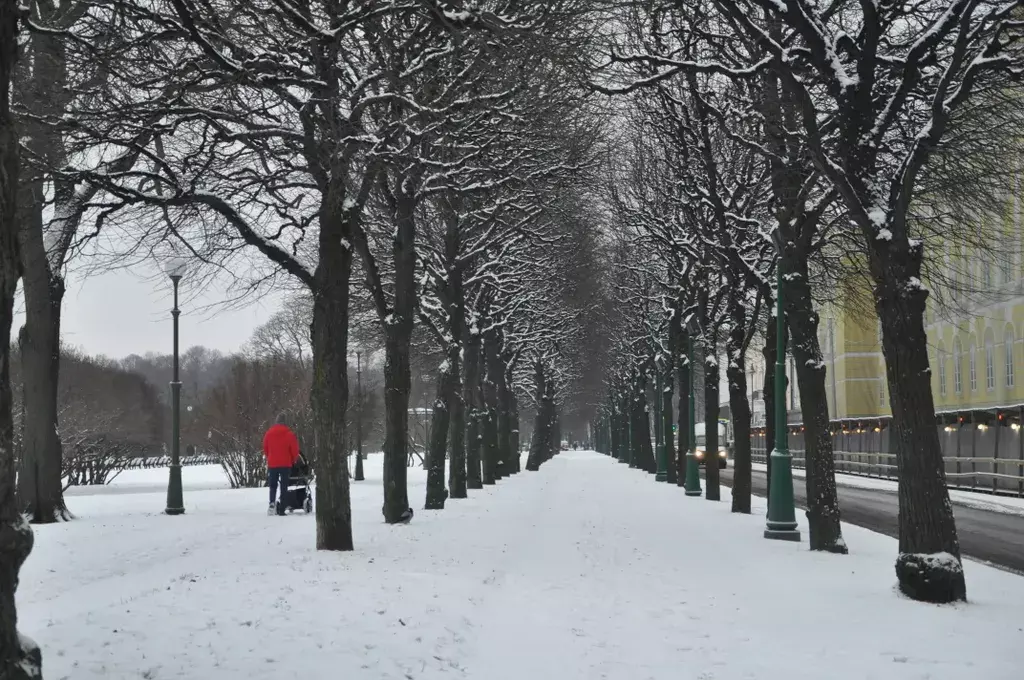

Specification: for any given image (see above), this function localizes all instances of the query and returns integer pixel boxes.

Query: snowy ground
[21,452,1024,680]
[752,462,1024,517]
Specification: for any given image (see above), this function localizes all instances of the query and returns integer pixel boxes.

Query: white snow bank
[20,452,1024,680]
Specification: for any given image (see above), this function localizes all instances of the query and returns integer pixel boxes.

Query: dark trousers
[269,467,291,506]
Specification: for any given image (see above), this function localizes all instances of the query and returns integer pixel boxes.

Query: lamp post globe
[165,258,187,516]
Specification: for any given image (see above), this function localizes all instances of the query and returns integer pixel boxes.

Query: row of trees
[587,0,1024,605]
[1,2,604,676]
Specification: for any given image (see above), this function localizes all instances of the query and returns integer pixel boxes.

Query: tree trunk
[15,251,68,522]
[704,352,721,501]
[425,357,455,510]
[310,247,353,551]
[382,333,412,522]
[510,394,521,472]
[875,253,965,602]
[447,349,467,499]
[464,331,483,489]
[481,336,499,484]
[677,332,691,486]
[784,258,846,552]
[639,391,656,474]
[762,317,778,511]
[526,362,547,471]
[726,303,751,514]
[497,361,513,476]
[0,5,42,673]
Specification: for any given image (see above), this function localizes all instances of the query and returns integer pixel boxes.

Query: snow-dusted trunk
[447,349,467,499]
[704,352,721,501]
[481,339,499,485]
[309,214,353,551]
[662,362,676,485]
[510,392,520,472]
[638,390,656,474]
[762,318,779,508]
[783,259,845,552]
[525,362,547,472]
[382,333,412,521]
[425,356,455,510]
[726,303,751,514]
[1,7,41,674]
[497,361,514,476]
[874,248,964,602]
[15,244,68,522]
[463,330,483,488]
[676,330,691,486]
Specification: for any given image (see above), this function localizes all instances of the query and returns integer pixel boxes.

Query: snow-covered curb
[751,462,1024,517]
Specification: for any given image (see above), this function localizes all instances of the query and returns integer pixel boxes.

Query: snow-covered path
[19,451,1024,679]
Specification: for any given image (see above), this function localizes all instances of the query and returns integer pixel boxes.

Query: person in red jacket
[263,413,300,516]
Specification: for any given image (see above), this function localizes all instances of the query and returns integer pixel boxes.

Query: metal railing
[752,434,1024,498]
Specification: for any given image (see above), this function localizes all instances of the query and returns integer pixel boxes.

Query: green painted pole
[655,369,667,481]
[684,332,702,496]
[764,265,800,541]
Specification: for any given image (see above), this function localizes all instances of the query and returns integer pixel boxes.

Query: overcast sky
[14,264,283,360]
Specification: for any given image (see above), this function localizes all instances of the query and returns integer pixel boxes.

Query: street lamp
[683,330,702,496]
[764,264,800,541]
[165,257,187,515]
[354,351,365,481]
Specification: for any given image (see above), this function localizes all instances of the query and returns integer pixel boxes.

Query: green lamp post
[165,258,186,516]
[764,265,800,541]
[683,331,702,496]
[655,367,668,481]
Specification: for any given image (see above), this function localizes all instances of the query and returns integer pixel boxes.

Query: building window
[879,377,886,407]
[983,258,992,288]
[1007,327,1016,388]
[938,343,947,396]
[986,336,995,391]
[970,342,977,392]
[1000,249,1014,283]
[954,339,963,394]
[877,320,883,348]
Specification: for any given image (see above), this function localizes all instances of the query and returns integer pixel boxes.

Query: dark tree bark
[762,317,778,510]
[497,358,514,476]
[878,257,965,601]
[525,362,549,471]
[446,235,467,499]
[463,329,483,488]
[481,333,500,484]
[382,333,412,521]
[676,330,691,486]
[1,4,43,675]
[664,322,677,484]
[510,389,521,472]
[310,208,354,551]
[425,355,456,510]
[14,7,76,524]
[726,301,751,514]
[784,257,846,552]
[704,351,721,501]
[638,391,656,474]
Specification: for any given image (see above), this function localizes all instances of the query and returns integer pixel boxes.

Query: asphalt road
[718,468,1024,574]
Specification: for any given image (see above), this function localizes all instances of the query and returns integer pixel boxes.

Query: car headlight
[695,449,704,459]
[718,450,727,458]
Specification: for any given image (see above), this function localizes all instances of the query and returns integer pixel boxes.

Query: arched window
[937,342,947,397]
[969,339,978,392]
[954,339,963,394]
[1007,326,1016,389]
[985,330,996,391]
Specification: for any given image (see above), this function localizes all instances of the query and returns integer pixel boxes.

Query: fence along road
[718,467,1024,574]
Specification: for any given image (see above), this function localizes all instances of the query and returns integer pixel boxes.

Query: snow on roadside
[752,462,1024,517]
[19,451,1024,680]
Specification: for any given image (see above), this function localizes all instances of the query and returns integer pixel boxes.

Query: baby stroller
[280,453,314,514]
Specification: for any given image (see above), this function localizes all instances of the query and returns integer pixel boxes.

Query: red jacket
[263,424,300,469]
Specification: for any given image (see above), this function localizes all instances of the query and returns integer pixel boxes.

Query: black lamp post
[165,258,186,515]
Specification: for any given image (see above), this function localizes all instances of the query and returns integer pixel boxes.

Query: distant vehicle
[560,440,569,450]
[694,421,730,469]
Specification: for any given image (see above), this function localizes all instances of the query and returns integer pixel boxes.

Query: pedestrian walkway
[20,452,1024,679]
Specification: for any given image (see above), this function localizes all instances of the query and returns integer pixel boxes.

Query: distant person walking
[263,413,300,516]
